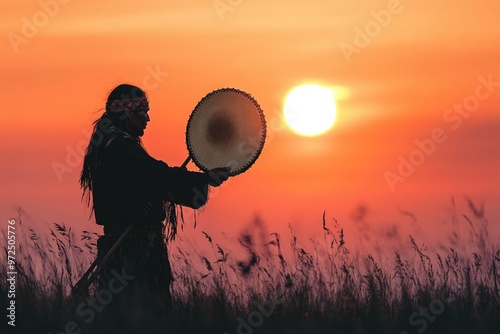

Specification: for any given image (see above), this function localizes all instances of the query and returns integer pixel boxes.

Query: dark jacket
[91,131,210,226]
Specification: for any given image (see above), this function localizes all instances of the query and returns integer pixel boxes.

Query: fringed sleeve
[155,163,210,209]
[98,136,211,230]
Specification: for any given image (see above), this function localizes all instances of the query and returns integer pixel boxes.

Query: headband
[106,97,149,113]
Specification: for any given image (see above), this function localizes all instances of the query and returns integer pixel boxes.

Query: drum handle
[181,156,191,168]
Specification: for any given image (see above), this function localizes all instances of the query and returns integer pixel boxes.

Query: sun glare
[283,84,337,137]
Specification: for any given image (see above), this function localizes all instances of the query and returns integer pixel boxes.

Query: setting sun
[283,84,337,136]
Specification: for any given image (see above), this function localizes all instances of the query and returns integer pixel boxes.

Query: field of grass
[1,200,499,334]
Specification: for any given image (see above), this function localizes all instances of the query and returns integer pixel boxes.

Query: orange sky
[1,0,499,248]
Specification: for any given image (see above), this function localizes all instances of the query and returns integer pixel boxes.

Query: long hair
[80,84,147,211]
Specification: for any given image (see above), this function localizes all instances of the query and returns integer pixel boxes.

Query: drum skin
[186,88,266,176]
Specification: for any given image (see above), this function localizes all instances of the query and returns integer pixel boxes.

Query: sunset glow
[0,0,499,246]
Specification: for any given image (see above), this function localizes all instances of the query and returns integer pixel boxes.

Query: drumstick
[181,156,191,168]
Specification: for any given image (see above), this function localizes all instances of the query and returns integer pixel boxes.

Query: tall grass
[1,200,499,334]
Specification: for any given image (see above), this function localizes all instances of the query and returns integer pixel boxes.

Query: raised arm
[103,134,228,209]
